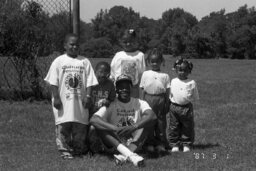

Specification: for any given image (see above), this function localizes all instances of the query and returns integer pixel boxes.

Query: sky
[79,0,256,23]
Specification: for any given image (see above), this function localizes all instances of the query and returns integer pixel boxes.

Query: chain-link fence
[0,0,72,100]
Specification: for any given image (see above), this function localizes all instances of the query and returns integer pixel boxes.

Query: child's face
[121,36,138,52]
[96,65,110,84]
[149,55,162,71]
[64,36,79,58]
[176,63,190,80]
[116,81,131,103]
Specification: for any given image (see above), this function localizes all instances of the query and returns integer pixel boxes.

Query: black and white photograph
[0,0,256,170]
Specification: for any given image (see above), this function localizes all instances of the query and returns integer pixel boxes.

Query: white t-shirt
[110,50,146,85]
[140,70,171,94]
[170,77,199,105]
[94,98,151,142]
[44,54,98,125]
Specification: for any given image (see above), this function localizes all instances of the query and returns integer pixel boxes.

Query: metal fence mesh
[37,0,71,14]
[0,0,71,100]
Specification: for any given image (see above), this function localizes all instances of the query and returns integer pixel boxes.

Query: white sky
[79,0,256,23]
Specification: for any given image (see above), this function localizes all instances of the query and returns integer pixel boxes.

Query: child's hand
[109,77,115,83]
[83,96,92,108]
[53,97,62,110]
[102,99,111,107]
[116,125,138,137]
[97,99,110,108]
[164,98,170,114]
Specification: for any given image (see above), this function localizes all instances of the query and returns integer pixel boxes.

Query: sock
[117,144,133,157]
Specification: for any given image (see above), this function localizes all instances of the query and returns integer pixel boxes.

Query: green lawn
[1,58,256,170]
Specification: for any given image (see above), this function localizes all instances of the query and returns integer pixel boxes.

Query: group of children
[44,29,199,160]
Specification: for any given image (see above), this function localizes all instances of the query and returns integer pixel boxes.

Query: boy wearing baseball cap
[90,74,156,167]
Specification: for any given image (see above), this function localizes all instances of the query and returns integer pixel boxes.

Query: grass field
[1,58,256,170]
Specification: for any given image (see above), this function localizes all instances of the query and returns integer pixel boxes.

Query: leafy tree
[137,17,161,51]
[91,6,140,48]
[92,6,140,51]
[193,9,227,58]
[46,11,71,53]
[225,5,256,59]
[160,8,198,56]
[1,0,71,99]
[80,21,93,44]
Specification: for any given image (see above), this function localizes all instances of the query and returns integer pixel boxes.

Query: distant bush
[80,37,114,58]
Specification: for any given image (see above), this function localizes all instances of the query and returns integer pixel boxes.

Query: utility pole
[73,0,80,38]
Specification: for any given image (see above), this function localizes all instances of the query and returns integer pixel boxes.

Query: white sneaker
[171,146,179,152]
[114,154,127,165]
[128,153,145,167]
[183,146,190,152]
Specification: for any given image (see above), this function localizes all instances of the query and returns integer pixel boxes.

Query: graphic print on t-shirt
[116,108,136,141]
[116,108,135,127]
[92,90,109,108]
[121,60,137,84]
[63,65,85,100]
[65,73,82,90]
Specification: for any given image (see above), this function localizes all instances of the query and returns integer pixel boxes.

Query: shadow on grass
[88,151,113,159]
[193,143,220,150]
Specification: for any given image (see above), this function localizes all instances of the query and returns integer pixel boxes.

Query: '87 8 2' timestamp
[193,152,230,160]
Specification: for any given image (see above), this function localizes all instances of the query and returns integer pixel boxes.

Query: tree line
[81,5,256,59]
[1,1,256,60]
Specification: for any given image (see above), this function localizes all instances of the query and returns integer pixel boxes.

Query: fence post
[73,0,80,38]
[69,0,72,32]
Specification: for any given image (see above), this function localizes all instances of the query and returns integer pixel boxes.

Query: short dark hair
[146,48,165,66]
[64,33,78,44]
[173,57,193,73]
[124,28,136,37]
[95,61,111,72]
[122,29,136,40]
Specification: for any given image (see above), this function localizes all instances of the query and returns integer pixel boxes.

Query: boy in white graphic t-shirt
[44,33,98,159]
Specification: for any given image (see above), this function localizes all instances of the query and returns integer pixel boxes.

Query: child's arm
[50,85,62,110]
[139,71,146,100]
[102,82,116,107]
[110,54,117,82]
[83,86,93,108]
[165,75,171,103]
[138,55,146,87]
[164,87,170,113]
[108,83,116,102]
[141,88,145,100]
[87,86,92,97]
[90,107,118,131]
[193,82,199,101]
[84,59,98,108]
[165,87,170,101]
